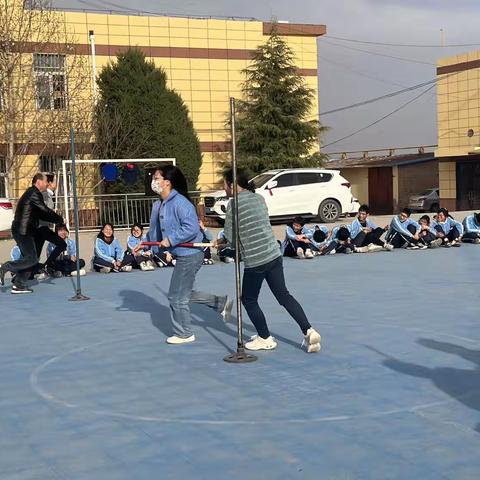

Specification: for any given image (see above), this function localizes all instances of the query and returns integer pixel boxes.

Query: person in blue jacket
[350,204,391,252]
[47,224,86,276]
[93,223,133,273]
[417,215,443,248]
[320,225,355,255]
[127,223,155,271]
[431,208,463,247]
[149,165,232,344]
[385,208,421,249]
[282,216,315,258]
[461,212,480,244]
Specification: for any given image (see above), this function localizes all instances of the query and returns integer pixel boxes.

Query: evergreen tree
[235,26,327,174]
[94,48,202,192]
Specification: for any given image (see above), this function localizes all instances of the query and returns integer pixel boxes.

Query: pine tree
[94,48,202,192]
[235,26,327,174]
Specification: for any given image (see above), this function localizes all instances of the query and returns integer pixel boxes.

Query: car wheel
[318,199,341,223]
[430,203,439,213]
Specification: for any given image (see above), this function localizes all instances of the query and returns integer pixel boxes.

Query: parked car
[407,188,440,212]
[203,168,359,223]
[0,198,14,231]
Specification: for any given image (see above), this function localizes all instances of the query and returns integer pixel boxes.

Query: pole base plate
[69,293,90,301]
[224,349,257,363]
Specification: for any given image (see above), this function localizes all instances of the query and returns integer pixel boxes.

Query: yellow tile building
[436,51,480,210]
[0,4,325,197]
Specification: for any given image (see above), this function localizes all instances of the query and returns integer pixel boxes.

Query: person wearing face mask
[0,173,63,294]
[148,165,232,344]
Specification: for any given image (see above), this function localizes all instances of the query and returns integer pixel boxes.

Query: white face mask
[151,178,163,195]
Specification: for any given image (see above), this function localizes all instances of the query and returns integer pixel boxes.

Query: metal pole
[89,30,98,104]
[62,160,69,231]
[224,98,257,364]
[68,128,90,302]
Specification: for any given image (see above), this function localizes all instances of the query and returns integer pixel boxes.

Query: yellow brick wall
[438,161,456,199]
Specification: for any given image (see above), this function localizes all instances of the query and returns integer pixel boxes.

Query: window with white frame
[39,155,64,173]
[33,53,67,110]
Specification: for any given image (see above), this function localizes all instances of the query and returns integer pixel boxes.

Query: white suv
[0,198,14,231]
[203,168,359,223]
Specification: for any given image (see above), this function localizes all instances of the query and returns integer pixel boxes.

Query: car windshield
[250,173,276,188]
[418,189,436,196]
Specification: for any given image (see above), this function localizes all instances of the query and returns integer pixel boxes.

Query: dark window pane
[276,173,297,188]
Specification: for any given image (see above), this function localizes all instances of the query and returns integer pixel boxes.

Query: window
[39,155,64,173]
[276,173,297,188]
[33,53,67,110]
[0,157,6,198]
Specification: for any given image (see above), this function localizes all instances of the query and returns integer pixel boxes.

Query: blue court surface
[1,246,479,480]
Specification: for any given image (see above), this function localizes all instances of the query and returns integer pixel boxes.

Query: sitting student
[10,246,46,281]
[385,208,421,249]
[350,204,392,253]
[217,230,235,263]
[462,212,480,244]
[47,224,86,276]
[321,225,355,255]
[431,208,463,247]
[282,216,315,259]
[417,215,443,248]
[93,223,133,273]
[199,220,214,265]
[127,223,155,271]
[310,225,329,253]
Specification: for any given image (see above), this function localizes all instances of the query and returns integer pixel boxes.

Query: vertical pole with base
[68,128,90,302]
[224,98,257,364]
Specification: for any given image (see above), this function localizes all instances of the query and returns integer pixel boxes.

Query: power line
[321,39,436,66]
[325,34,480,49]
[322,83,436,149]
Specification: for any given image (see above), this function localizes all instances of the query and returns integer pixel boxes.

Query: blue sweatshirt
[127,234,148,253]
[327,224,352,245]
[149,189,203,257]
[350,217,378,239]
[47,238,77,260]
[94,237,125,263]
[462,214,480,234]
[431,217,464,236]
[388,216,420,238]
[308,225,329,249]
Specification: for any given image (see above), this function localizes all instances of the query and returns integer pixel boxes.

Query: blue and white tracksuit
[386,216,420,247]
[462,214,480,241]
[93,237,130,271]
[431,218,463,241]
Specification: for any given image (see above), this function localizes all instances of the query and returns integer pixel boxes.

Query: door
[457,161,480,210]
[368,167,393,214]
[263,172,299,216]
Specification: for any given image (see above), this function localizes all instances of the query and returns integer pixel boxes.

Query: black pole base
[69,293,90,301]
[224,348,257,363]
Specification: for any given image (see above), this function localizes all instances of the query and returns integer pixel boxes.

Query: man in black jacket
[0,173,64,294]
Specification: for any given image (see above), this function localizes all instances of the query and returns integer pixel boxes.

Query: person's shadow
[368,338,480,433]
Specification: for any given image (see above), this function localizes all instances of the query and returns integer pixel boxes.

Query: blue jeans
[168,251,226,338]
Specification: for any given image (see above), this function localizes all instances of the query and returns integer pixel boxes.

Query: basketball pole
[68,128,90,302]
[224,98,257,364]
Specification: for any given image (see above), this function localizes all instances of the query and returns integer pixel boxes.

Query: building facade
[0,4,325,197]
[436,51,480,211]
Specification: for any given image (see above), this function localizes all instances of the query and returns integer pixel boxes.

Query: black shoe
[0,264,6,286]
[11,284,33,294]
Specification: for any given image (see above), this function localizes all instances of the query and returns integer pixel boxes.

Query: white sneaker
[304,248,314,259]
[406,245,419,250]
[451,240,461,247]
[383,243,394,251]
[146,260,156,270]
[245,335,277,351]
[71,269,86,276]
[34,272,48,280]
[355,246,369,253]
[171,259,177,266]
[224,257,235,263]
[121,265,133,272]
[220,297,234,323]
[140,261,149,271]
[473,238,480,245]
[99,267,111,273]
[417,244,428,250]
[302,327,321,353]
[329,249,336,255]
[367,243,383,253]
[429,238,443,248]
[166,335,196,344]
[296,247,305,259]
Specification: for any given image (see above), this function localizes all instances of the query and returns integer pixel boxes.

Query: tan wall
[340,168,368,204]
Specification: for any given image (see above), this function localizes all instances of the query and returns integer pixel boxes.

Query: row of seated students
[282,206,480,258]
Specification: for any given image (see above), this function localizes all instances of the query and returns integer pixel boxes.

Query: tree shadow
[367,338,480,433]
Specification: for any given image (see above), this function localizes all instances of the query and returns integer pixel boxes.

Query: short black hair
[46,173,55,184]
[401,207,412,217]
[359,204,370,214]
[32,172,45,186]
[292,216,306,226]
[55,223,69,234]
[419,215,430,224]
[475,212,480,224]
[313,229,326,243]
[337,226,350,241]
[223,167,255,192]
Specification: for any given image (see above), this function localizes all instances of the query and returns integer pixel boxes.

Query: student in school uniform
[199,220,214,265]
[47,224,86,276]
[385,208,421,249]
[282,216,315,259]
[216,230,235,263]
[93,223,134,273]
[127,223,155,271]
[417,215,443,248]
[320,225,355,255]
[461,212,480,244]
[350,204,392,253]
[431,208,463,247]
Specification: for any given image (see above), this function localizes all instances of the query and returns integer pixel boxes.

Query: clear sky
[53,0,480,154]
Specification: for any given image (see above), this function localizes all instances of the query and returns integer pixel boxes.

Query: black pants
[322,239,354,254]
[52,258,86,275]
[352,227,385,247]
[2,232,39,286]
[93,253,134,272]
[387,224,417,248]
[418,231,437,246]
[283,239,310,257]
[242,256,311,339]
[203,247,212,260]
[218,246,235,261]
[434,225,460,242]
[130,252,152,269]
[462,232,480,242]
[35,226,66,267]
